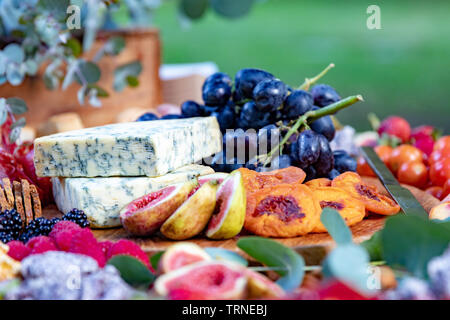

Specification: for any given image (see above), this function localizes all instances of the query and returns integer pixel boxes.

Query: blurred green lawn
[154,0,450,133]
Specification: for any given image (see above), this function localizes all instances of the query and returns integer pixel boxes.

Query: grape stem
[262,95,364,166]
[298,63,335,91]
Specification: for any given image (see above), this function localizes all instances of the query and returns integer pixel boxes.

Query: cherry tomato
[425,186,444,200]
[389,145,423,174]
[429,158,450,187]
[429,149,450,166]
[397,161,428,188]
[374,145,393,165]
[434,136,450,153]
[357,156,376,177]
[443,179,450,199]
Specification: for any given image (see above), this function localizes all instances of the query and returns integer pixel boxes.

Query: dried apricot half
[244,184,320,238]
[238,167,306,194]
[331,172,400,215]
[311,187,366,233]
[305,178,332,188]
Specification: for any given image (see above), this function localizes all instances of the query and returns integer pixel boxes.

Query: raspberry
[49,221,82,251]
[99,241,114,258]
[69,228,105,267]
[50,220,81,235]
[107,239,152,271]
[7,240,31,261]
[27,236,57,255]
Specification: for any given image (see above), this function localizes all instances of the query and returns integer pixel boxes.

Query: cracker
[21,180,34,224]
[0,186,9,211]
[2,178,14,210]
[13,181,26,228]
[30,184,42,219]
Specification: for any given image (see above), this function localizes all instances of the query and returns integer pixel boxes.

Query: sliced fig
[206,171,246,240]
[161,181,219,240]
[245,269,285,299]
[120,181,196,236]
[154,261,248,300]
[159,243,212,274]
[198,173,229,185]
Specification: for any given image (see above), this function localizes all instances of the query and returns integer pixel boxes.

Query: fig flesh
[159,243,211,274]
[119,181,196,236]
[161,181,219,240]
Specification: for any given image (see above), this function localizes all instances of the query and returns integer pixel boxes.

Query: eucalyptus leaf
[11,117,26,129]
[9,118,26,143]
[3,43,24,63]
[0,98,7,126]
[77,85,88,105]
[210,0,254,19]
[237,237,304,291]
[87,84,109,97]
[38,0,71,19]
[114,61,142,91]
[150,251,164,271]
[179,0,209,20]
[43,72,59,90]
[6,63,25,86]
[6,97,27,115]
[65,38,82,57]
[382,215,450,279]
[76,61,101,84]
[104,36,126,55]
[320,208,353,245]
[204,247,248,267]
[107,255,155,288]
[322,243,372,294]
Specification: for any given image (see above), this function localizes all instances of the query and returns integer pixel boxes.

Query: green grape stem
[298,63,335,91]
[262,95,364,166]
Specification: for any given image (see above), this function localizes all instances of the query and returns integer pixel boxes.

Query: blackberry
[19,217,54,243]
[0,209,23,241]
[49,217,61,228]
[0,231,15,244]
[63,209,90,228]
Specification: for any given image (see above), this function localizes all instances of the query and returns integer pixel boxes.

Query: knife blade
[360,146,428,218]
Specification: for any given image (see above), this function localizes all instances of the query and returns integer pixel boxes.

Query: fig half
[159,243,211,274]
[206,171,246,240]
[154,261,248,300]
[120,181,196,236]
[160,181,219,240]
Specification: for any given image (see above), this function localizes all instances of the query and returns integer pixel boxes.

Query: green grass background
[153,0,450,133]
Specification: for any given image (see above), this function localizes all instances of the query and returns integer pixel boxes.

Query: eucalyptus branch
[261,95,364,166]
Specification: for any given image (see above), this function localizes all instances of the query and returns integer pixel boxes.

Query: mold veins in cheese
[52,164,214,228]
[34,117,222,178]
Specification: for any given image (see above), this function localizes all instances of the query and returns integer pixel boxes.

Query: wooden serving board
[44,177,439,265]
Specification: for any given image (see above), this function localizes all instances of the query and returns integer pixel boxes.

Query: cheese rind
[52,164,214,228]
[35,117,221,177]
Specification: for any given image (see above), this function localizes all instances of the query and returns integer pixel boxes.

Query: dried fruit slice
[238,167,306,194]
[154,261,248,300]
[311,187,366,233]
[331,172,400,215]
[206,171,246,240]
[305,178,332,188]
[120,181,196,236]
[245,269,285,299]
[198,173,229,185]
[159,243,211,274]
[161,181,219,240]
[244,184,321,238]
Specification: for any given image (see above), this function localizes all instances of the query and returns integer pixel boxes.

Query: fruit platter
[1,62,449,301]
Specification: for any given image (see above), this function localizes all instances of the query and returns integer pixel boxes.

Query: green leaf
[104,36,125,55]
[210,0,254,19]
[0,279,21,299]
[126,75,139,87]
[179,0,209,20]
[38,0,71,19]
[204,247,248,267]
[65,38,82,57]
[322,243,371,294]
[87,84,109,98]
[237,237,304,291]
[361,231,383,261]
[3,44,24,64]
[114,61,142,92]
[6,98,28,115]
[107,255,155,288]
[77,61,101,84]
[9,118,26,143]
[150,251,164,271]
[0,99,7,126]
[6,64,25,86]
[382,215,450,279]
[320,208,353,245]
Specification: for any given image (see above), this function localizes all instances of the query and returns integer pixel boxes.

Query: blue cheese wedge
[52,164,214,228]
[35,117,221,177]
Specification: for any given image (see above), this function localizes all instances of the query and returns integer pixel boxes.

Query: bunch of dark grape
[138,67,358,177]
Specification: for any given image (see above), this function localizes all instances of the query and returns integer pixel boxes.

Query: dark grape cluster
[0,208,89,244]
[137,67,357,175]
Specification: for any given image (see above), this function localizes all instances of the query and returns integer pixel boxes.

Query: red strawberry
[378,116,411,143]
